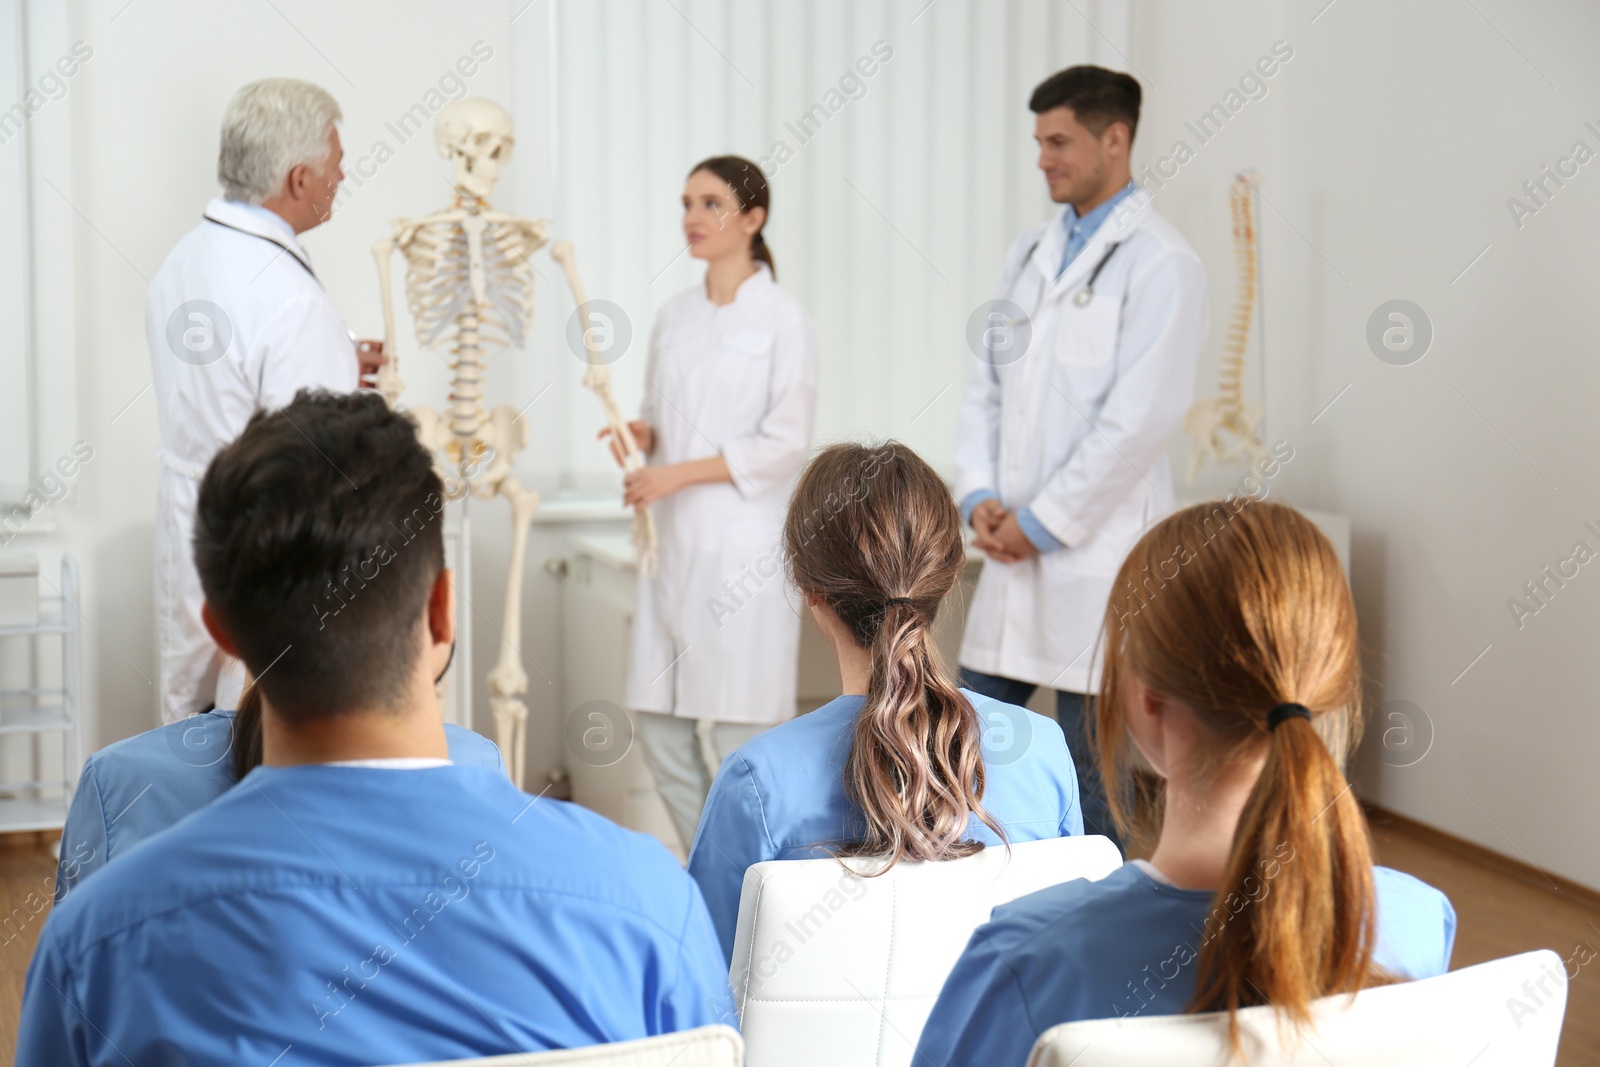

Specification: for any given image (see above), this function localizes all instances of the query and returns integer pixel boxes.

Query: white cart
[0,554,81,832]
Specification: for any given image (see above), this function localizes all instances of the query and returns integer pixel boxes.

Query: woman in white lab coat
[605,156,818,850]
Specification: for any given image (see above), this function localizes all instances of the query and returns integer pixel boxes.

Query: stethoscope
[205,211,362,357]
[1013,237,1123,308]
[202,212,319,283]
[1073,241,1123,306]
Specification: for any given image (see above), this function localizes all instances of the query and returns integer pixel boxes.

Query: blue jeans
[958,668,1121,849]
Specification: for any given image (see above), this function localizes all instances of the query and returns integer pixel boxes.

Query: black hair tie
[884,597,916,608]
[1266,703,1311,731]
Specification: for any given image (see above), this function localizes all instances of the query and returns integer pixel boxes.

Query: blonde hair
[783,442,1002,869]
[218,78,341,203]
[1096,499,1388,1050]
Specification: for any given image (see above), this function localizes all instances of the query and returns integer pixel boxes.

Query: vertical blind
[0,0,34,502]
[546,0,1129,483]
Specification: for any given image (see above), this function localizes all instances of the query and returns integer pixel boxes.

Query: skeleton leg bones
[486,471,539,789]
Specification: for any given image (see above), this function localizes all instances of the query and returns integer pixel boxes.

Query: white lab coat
[624,264,818,726]
[954,192,1208,694]
[146,198,358,723]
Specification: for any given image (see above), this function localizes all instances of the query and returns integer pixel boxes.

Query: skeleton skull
[435,98,515,201]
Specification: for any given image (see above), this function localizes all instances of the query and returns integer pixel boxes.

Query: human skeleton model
[370,98,566,788]
[1184,172,1268,482]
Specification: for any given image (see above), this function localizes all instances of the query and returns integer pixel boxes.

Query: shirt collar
[204,197,313,269]
[207,197,299,242]
[320,758,455,769]
[1062,180,1139,241]
[704,261,774,305]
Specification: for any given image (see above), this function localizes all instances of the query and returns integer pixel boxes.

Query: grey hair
[217,78,342,204]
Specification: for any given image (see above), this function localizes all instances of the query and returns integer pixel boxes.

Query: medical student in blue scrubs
[18,390,733,1066]
[55,682,503,902]
[916,501,1456,1066]
[689,442,1083,962]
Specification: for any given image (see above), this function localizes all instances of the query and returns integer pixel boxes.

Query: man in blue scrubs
[19,390,734,1065]
[53,694,506,903]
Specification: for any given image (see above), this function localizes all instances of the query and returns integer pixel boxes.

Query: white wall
[545,0,1129,482]
[1130,0,1600,889]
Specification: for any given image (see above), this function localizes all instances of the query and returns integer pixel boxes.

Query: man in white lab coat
[147,78,381,723]
[954,67,1208,843]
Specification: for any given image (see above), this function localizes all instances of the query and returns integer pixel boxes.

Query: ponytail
[843,598,1000,866]
[751,230,776,280]
[1096,500,1387,1053]
[230,680,265,783]
[784,443,1002,872]
[1190,709,1388,1048]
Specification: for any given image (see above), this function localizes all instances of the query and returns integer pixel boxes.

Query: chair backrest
[730,835,1123,1067]
[1027,949,1567,1067]
[378,1024,743,1067]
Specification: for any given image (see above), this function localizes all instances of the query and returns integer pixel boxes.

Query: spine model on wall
[1184,172,1268,482]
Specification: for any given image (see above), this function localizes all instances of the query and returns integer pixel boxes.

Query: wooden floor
[0,837,55,1066]
[1366,810,1600,1065]
[0,820,1594,1065]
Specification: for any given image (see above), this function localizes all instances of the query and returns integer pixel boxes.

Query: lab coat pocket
[681,328,766,403]
[724,328,774,357]
[699,329,774,414]
[1052,487,1150,579]
[1056,296,1122,368]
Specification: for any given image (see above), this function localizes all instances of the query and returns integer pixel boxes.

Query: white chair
[729,835,1124,1067]
[379,1024,743,1067]
[1027,949,1568,1066]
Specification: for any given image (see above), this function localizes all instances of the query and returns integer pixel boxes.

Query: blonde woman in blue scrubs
[689,442,1083,961]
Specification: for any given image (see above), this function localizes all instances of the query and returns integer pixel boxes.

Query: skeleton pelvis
[408,402,528,500]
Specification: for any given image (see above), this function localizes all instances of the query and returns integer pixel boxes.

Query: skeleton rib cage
[405,216,536,352]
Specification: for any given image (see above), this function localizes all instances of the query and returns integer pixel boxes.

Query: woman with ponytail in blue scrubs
[916,501,1455,1066]
[688,442,1083,962]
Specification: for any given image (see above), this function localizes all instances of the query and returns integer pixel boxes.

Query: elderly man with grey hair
[145,77,384,723]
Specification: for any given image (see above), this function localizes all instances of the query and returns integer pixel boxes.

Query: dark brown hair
[194,389,445,722]
[783,442,1002,870]
[230,682,264,782]
[689,155,775,279]
[1096,499,1386,1050]
[1030,65,1141,140]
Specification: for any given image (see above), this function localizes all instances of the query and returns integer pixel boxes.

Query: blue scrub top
[21,763,735,1066]
[689,689,1083,962]
[55,709,506,903]
[914,862,1457,1066]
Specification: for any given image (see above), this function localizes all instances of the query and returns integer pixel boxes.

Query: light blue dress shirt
[688,689,1083,962]
[1058,181,1138,278]
[54,710,505,902]
[21,763,735,1065]
[914,862,1457,1066]
[961,180,1141,553]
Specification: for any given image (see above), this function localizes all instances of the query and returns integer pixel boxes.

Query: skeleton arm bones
[548,240,657,573]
